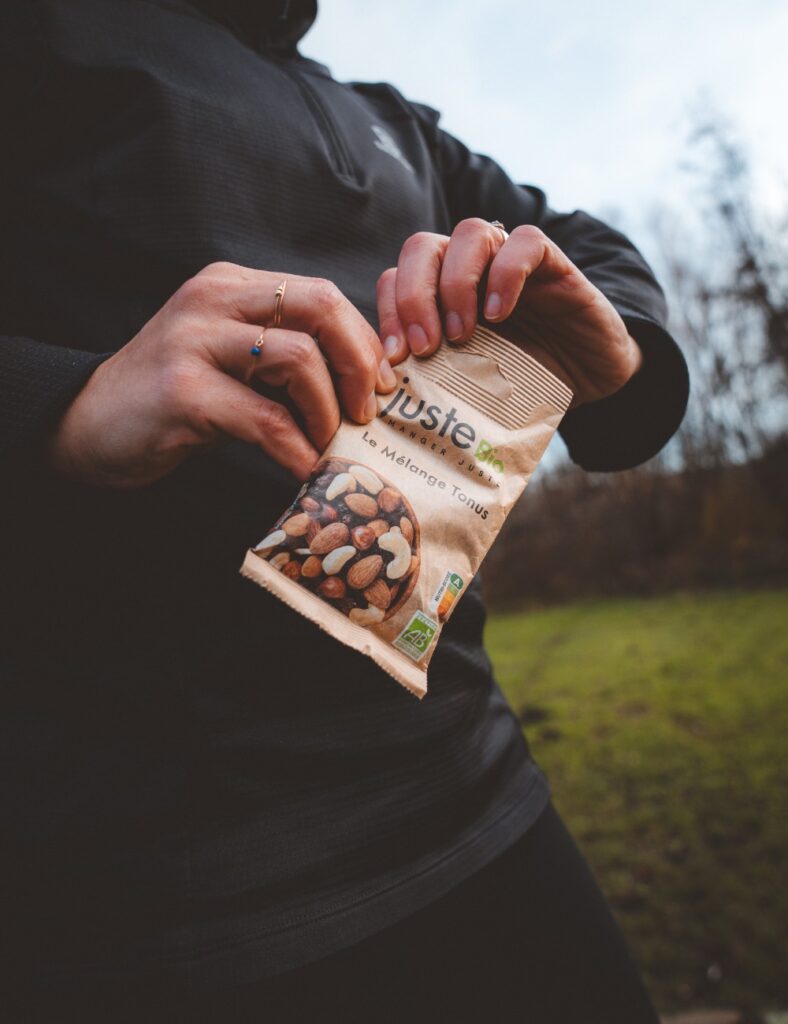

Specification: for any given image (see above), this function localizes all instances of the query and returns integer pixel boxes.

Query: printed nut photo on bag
[241,326,573,696]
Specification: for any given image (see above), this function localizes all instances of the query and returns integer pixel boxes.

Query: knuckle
[439,278,476,311]
[174,273,215,310]
[288,331,319,366]
[259,401,294,440]
[310,277,345,317]
[396,288,431,323]
[200,260,238,278]
[376,267,397,294]
[158,358,200,412]
[511,224,545,244]
[401,231,436,255]
[173,263,249,314]
[453,216,489,238]
[356,345,378,379]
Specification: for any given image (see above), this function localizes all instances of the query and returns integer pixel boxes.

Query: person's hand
[50,262,396,488]
[376,219,642,406]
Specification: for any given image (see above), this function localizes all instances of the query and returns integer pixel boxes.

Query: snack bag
[241,327,572,697]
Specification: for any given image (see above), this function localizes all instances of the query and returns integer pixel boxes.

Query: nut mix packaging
[241,327,572,697]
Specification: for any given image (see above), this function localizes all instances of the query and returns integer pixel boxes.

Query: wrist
[627,333,644,376]
[46,359,110,485]
[48,406,89,482]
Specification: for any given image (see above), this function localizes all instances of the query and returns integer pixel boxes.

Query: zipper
[280,64,358,183]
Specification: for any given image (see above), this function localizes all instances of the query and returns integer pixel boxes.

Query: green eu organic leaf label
[393,611,439,662]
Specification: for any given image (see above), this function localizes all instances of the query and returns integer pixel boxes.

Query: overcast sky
[305,1,786,468]
[305,0,787,257]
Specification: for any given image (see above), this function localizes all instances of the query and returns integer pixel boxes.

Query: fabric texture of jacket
[0,0,688,995]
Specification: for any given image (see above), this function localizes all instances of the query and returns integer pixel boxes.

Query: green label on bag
[393,611,439,662]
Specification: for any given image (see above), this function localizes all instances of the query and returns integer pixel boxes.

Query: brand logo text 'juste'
[380,377,504,473]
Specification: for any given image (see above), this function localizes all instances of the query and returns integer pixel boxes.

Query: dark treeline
[483,437,788,607]
[484,118,788,608]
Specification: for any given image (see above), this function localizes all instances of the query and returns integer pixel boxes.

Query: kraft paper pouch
[241,326,572,698]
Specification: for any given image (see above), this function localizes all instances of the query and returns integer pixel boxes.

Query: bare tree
[650,114,788,469]
[484,114,788,606]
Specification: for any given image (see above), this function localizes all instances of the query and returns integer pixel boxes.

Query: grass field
[485,588,788,1016]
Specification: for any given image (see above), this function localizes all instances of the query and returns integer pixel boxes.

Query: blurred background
[307,3,788,1021]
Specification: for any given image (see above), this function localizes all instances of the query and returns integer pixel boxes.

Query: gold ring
[250,328,265,357]
[273,279,287,328]
[490,220,509,242]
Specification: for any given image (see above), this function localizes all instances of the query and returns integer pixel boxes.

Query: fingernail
[383,335,402,361]
[364,391,378,420]
[377,358,396,391]
[445,311,463,341]
[484,292,502,319]
[407,323,430,356]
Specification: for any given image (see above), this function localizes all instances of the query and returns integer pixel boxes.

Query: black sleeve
[0,6,110,467]
[427,120,689,471]
[0,337,110,463]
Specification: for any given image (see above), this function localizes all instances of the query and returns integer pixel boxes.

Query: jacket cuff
[559,314,689,471]
[0,336,111,463]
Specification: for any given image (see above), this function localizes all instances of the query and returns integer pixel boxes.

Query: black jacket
[0,0,688,994]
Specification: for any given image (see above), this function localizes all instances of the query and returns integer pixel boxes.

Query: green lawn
[485,588,788,1016]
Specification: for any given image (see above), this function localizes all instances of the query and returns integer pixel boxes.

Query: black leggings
[20,803,660,1023]
[225,801,659,1024]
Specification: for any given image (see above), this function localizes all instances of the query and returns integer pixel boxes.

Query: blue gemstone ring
[250,329,266,357]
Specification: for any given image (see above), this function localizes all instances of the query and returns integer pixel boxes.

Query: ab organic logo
[394,611,439,662]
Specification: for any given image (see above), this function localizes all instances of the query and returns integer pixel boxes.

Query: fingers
[376,222,578,359]
[379,219,506,360]
[392,231,449,358]
[194,369,319,481]
[197,265,394,424]
[210,326,341,451]
[484,225,576,321]
[252,329,341,451]
[376,267,408,365]
[438,218,506,342]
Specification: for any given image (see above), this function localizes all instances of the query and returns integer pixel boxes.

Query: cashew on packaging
[241,327,572,698]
